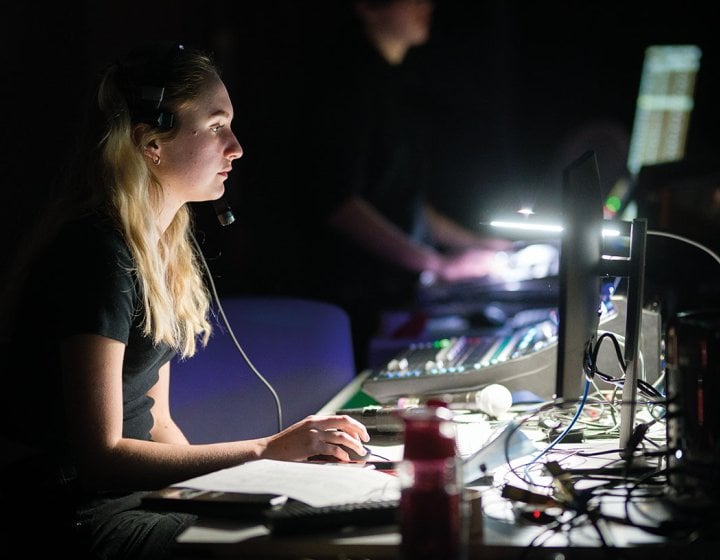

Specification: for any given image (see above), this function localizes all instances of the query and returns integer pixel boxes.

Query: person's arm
[61,334,370,493]
[328,196,445,275]
[423,204,511,251]
[328,196,504,282]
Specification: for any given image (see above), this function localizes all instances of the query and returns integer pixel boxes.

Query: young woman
[0,42,369,559]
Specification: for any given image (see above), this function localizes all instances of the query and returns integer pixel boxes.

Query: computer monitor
[555,150,604,403]
[605,44,702,218]
[557,150,649,450]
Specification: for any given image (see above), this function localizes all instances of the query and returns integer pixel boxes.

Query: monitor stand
[601,219,649,454]
[616,219,648,454]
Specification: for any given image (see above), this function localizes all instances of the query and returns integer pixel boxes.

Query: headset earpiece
[118,42,185,130]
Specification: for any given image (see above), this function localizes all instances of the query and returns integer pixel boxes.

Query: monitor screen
[605,44,702,218]
[555,150,604,402]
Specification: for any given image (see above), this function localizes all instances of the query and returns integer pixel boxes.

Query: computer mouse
[307,444,370,463]
[341,443,371,461]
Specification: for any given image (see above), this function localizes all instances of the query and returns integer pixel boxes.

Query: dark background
[2,1,718,298]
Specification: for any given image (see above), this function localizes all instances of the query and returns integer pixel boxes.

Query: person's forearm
[76,437,268,492]
[328,197,444,274]
[424,205,511,250]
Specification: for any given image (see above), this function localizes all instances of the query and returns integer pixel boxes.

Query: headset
[119,41,235,227]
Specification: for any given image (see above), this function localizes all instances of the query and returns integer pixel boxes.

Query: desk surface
[173,499,714,560]
[171,374,719,559]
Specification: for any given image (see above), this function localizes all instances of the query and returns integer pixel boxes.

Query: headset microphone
[212,198,235,227]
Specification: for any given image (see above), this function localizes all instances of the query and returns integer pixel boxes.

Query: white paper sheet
[172,459,401,507]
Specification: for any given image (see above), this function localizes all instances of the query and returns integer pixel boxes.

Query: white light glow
[490,219,628,238]
[489,220,563,233]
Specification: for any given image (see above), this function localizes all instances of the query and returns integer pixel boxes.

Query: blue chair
[169,296,357,443]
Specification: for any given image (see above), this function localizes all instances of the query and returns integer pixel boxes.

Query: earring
[153,155,161,166]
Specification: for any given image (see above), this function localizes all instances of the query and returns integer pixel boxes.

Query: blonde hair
[0,44,219,357]
[94,45,218,357]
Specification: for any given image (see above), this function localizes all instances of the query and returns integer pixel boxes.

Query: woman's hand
[260,414,370,462]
